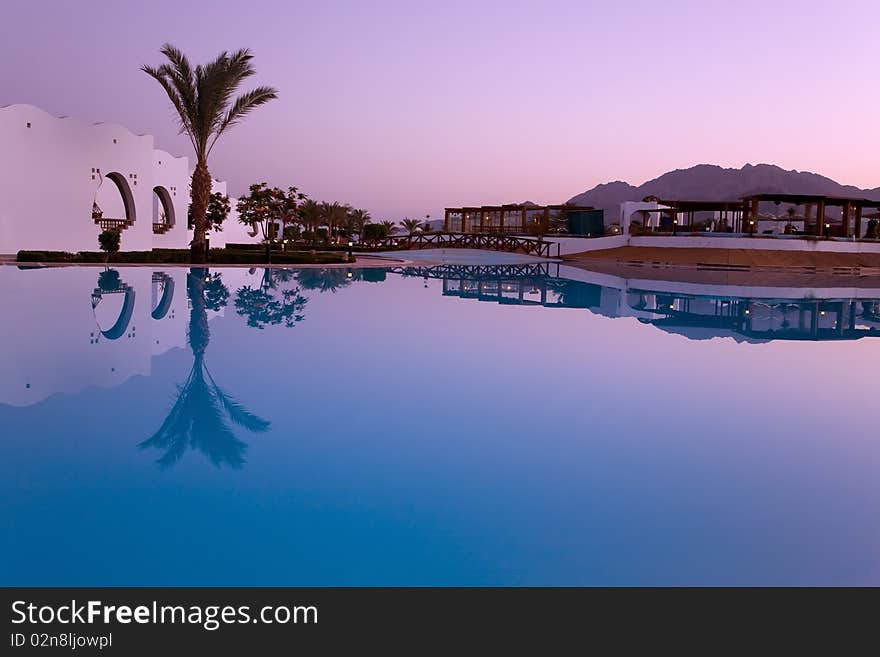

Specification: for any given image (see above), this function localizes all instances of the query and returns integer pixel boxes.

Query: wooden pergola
[639,199,746,232]
[443,203,595,234]
[741,193,880,237]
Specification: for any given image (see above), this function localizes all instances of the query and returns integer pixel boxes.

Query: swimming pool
[1,263,878,585]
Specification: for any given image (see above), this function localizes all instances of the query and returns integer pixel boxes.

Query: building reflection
[396,263,880,343]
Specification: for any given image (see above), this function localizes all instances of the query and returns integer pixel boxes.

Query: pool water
[1,263,878,585]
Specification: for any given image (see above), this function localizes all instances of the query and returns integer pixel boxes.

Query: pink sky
[2,0,879,219]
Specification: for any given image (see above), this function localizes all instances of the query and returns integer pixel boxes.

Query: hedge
[17,249,351,265]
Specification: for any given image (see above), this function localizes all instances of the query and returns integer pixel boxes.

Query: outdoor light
[204,276,210,282]
[347,271,352,278]
[745,309,750,315]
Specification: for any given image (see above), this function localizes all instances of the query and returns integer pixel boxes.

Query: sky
[2,0,879,219]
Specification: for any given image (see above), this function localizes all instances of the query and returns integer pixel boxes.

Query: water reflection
[234,268,307,329]
[91,269,136,340]
[395,263,880,343]
[140,268,269,468]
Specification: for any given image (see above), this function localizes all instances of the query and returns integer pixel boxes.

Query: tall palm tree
[140,269,270,468]
[142,45,278,263]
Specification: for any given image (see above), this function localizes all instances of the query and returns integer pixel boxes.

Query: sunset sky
[3,0,878,219]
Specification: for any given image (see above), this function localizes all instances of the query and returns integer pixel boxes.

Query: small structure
[635,198,747,233]
[443,204,599,235]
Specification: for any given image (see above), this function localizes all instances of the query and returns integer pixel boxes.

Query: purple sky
[3,0,879,219]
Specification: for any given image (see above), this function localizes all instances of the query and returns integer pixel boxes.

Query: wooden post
[444,209,450,232]
[480,210,486,233]
[750,198,759,234]
[521,207,527,232]
[855,206,863,238]
[542,207,550,234]
[816,199,826,237]
[499,209,505,233]
[841,202,851,238]
[804,203,813,233]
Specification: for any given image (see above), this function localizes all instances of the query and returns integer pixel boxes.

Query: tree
[401,217,421,246]
[142,44,278,263]
[319,201,351,244]
[381,220,399,236]
[234,269,308,328]
[401,217,421,234]
[299,198,322,245]
[349,208,371,242]
[280,186,306,241]
[140,269,270,468]
[98,229,120,260]
[237,182,285,261]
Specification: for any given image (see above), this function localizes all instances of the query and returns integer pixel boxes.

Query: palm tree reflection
[140,268,269,468]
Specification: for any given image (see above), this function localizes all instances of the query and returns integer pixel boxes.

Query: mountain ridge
[567,164,880,217]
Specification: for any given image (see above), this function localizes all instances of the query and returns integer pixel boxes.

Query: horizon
[3,0,879,219]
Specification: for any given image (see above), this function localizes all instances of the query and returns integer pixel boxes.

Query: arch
[93,171,136,231]
[92,285,136,340]
[151,273,175,320]
[152,186,175,233]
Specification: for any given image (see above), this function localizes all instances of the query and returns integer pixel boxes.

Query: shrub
[98,229,121,254]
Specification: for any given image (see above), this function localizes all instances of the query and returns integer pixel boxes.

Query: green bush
[98,229,121,254]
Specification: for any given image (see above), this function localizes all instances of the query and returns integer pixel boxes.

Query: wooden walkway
[368,232,559,258]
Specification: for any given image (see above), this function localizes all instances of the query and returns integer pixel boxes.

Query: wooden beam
[816,199,825,237]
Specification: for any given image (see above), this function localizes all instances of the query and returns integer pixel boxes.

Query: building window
[113,138,117,144]
[26,122,31,128]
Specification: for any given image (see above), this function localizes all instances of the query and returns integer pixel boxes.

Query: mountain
[567,164,880,218]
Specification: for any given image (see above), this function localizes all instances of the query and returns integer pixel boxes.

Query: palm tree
[299,198,322,244]
[349,208,371,243]
[142,45,278,263]
[381,220,399,238]
[401,217,421,246]
[140,269,270,468]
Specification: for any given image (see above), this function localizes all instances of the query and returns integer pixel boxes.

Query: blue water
[1,262,878,586]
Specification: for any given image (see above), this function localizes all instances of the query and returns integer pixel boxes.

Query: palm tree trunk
[190,162,212,264]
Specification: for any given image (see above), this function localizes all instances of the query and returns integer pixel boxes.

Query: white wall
[0,104,260,254]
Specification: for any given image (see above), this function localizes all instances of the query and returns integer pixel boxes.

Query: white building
[0,104,258,254]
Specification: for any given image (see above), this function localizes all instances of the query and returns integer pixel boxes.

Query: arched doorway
[93,171,136,232]
[152,186,175,234]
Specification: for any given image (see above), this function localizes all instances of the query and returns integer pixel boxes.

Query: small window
[112,138,117,144]
[26,122,31,128]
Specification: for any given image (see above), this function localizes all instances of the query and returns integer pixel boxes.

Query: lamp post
[204,234,210,262]
[749,220,754,237]
[824,222,830,239]
[348,241,353,261]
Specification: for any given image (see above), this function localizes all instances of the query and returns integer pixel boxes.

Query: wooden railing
[94,217,133,232]
[152,222,170,234]
[368,232,557,257]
